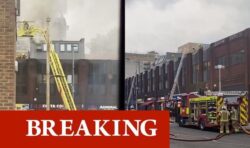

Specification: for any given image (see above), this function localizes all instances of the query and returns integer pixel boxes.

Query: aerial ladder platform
[17,21,77,110]
[169,52,186,100]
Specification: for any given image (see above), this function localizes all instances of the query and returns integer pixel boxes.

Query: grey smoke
[19,0,119,59]
[65,0,119,59]
[126,0,180,10]
[86,28,119,60]
[20,0,68,40]
[126,0,250,54]
[20,0,67,19]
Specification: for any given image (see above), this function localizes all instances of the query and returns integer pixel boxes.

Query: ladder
[127,74,136,110]
[17,22,77,110]
[49,47,77,110]
[205,91,248,96]
[169,53,186,100]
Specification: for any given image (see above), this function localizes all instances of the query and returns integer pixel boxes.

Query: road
[170,123,250,148]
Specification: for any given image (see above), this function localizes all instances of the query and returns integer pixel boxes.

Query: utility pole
[46,17,51,111]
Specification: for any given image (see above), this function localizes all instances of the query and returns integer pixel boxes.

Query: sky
[126,0,250,54]
[19,0,120,59]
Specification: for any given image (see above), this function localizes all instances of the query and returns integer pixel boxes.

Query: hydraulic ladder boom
[49,47,77,110]
[17,22,77,110]
[169,52,186,100]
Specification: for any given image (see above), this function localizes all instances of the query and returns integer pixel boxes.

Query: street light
[46,17,51,111]
[215,65,225,92]
[71,45,76,100]
[33,97,37,110]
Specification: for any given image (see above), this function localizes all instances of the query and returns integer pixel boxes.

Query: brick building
[0,0,17,110]
[180,28,250,93]
[16,37,119,110]
[125,28,250,116]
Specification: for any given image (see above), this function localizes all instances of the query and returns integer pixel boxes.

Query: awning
[157,100,165,103]
[140,101,154,106]
[157,97,166,103]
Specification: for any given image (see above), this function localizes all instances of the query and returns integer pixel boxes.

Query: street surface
[170,123,250,148]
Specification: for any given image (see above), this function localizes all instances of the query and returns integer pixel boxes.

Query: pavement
[244,124,250,130]
[170,122,250,148]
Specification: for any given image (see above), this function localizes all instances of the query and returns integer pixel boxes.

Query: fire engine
[176,91,248,130]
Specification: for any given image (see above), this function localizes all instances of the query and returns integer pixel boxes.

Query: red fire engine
[175,91,248,130]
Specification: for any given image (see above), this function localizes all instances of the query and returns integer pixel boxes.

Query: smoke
[126,0,180,10]
[86,28,119,60]
[65,0,120,59]
[126,0,250,54]
[20,0,120,59]
[20,0,67,20]
[20,0,68,40]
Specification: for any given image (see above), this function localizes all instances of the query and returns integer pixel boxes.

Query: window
[182,67,185,86]
[73,44,79,52]
[43,44,47,51]
[38,83,45,95]
[50,84,56,95]
[192,64,199,84]
[67,44,72,51]
[16,85,27,95]
[137,76,140,95]
[74,74,78,84]
[67,75,72,84]
[203,61,210,82]
[217,56,228,66]
[165,64,168,73]
[142,74,144,94]
[37,74,42,83]
[148,72,151,92]
[152,70,155,91]
[43,44,55,51]
[181,96,187,107]
[51,44,55,50]
[165,81,169,89]
[230,50,245,65]
[37,74,46,83]
[60,44,65,52]
[37,44,43,51]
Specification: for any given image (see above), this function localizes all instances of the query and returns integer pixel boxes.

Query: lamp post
[33,97,37,110]
[72,45,76,100]
[46,17,51,111]
[214,65,225,92]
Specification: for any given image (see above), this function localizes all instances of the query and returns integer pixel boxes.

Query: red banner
[0,111,169,148]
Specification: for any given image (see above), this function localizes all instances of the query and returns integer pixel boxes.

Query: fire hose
[170,124,250,142]
[170,133,227,142]
[239,124,250,135]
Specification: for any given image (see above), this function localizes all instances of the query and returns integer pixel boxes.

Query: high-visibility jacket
[230,109,238,121]
[220,110,230,122]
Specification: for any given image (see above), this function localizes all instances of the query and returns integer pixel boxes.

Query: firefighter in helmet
[230,106,239,133]
[219,105,230,134]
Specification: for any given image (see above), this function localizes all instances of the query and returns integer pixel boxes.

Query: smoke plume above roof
[19,0,119,59]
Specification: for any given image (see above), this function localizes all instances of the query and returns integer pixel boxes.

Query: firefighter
[219,105,230,134]
[23,21,29,30]
[230,106,239,133]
